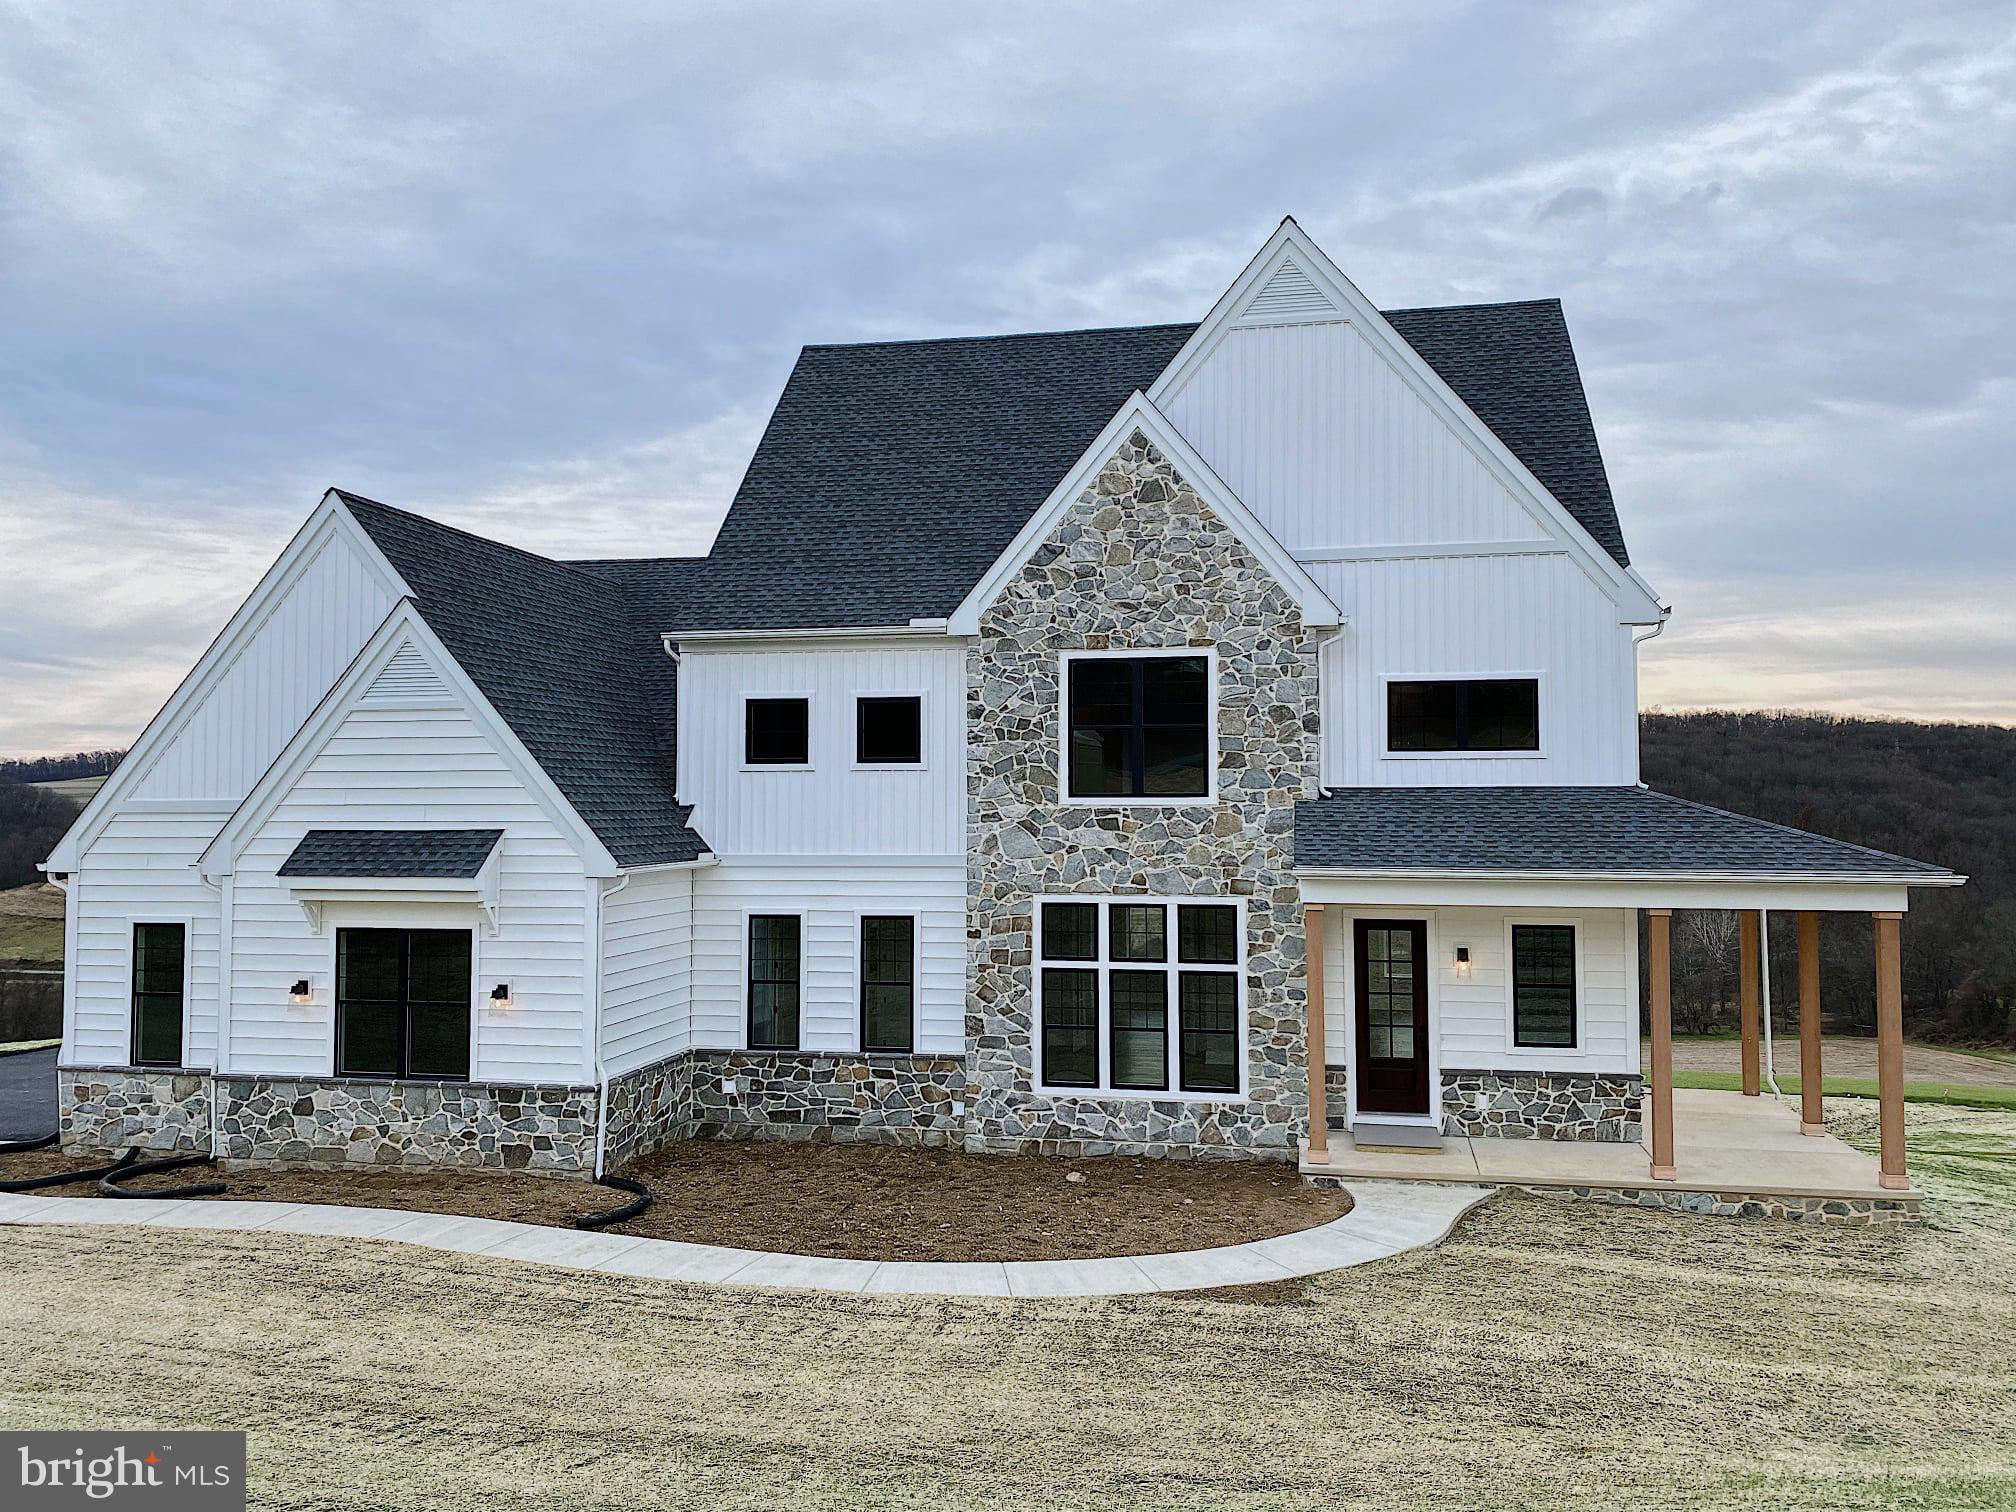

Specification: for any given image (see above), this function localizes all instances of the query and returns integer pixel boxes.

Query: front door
[1354,920,1430,1115]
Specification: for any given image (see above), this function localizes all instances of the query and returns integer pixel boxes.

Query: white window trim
[1057,647,1220,806]
[124,914,196,1071]
[1500,915,1588,1061]
[323,920,482,1082]
[854,909,923,1054]
[849,689,931,772]
[741,908,809,1052]
[1377,670,1547,762]
[740,691,816,773]
[1032,895,1247,1103]
[1330,908,1443,1129]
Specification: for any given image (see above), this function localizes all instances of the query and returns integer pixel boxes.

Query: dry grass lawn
[2,1099,2013,1510]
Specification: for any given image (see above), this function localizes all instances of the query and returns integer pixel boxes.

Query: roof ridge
[1382,296,1563,317]
[333,489,630,596]
[801,321,1199,354]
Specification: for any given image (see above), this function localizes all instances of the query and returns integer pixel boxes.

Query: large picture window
[1511,924,1578,1049]
[859,915,915,1053]
[130,922,185,1068]
[1036,898,1243,1095]
[1386,678,1539,753]
[1065,654,1211,799]
[748,914,802,1049]
[336,928,471,1080]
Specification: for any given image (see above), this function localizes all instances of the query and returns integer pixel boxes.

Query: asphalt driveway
[0,1046,56,1142]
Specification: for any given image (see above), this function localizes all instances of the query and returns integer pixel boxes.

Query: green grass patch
[0,1038,58,1055]
[0,915,61,961]
[1673,1068,2016,1111]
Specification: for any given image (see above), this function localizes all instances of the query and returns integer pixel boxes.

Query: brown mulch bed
[0,1139,1347,1263]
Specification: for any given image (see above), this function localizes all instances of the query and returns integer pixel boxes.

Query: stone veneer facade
[60,1068,213,1153]
[964,429,1321,1162]
[1440,1070,1644,1143]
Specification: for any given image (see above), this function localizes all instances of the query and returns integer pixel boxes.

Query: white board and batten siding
[1320,905,1639,1085]
[689,860,966,1056]
[674,641,965,857]
[600,866,694,1079]
[229,696,597,1085]
[1159,303,1643,788]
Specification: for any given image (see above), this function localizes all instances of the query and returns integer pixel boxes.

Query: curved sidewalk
[0,1178,1491,1297]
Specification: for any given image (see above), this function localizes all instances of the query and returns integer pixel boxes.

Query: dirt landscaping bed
[0,1139,1348,1262]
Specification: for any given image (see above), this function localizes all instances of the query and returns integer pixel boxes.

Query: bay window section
[1036,899,1243,1097]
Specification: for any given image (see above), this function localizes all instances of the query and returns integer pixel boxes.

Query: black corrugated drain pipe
[0,1144,141,1192]
[98,1150,226,1200]
[574,1173,651,1230]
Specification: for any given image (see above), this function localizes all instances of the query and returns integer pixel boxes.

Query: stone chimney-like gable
[964,428,1320,1160]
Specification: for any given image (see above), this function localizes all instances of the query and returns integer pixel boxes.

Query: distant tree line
[0,779,81,891]
[0,750,124,784]
[1641,710,2015,1046]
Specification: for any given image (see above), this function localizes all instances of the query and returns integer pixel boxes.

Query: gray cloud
[1,0,2011,756]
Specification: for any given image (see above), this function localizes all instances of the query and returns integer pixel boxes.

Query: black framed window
[336,928,471,1080]
[1387,679,1539,753]
[1040,968,1098,1088]
[860,915,915,1052]
[1511,924,1578,1048]
[1036,899,1242,1096]
[748,914,801,1049]
[130,923,185,1067]
[1066,655,1210,798]
[856,696,923,765]
[745,697,810,765]
[1109,971,1169,1091]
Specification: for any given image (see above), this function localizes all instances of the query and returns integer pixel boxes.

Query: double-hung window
[1064,653,1211,799]
[859,915,915,1052]
[747,914,802,1050]
[1510,924,1578,1049]
[1036,899,1243,1095]
[130,923,186,1068]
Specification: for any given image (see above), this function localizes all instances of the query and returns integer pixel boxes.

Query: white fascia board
[1147,219,1665,625]
[1295,871,1939,913]
[199,602,622,881]
[947,390,1342,637]
[43,492,412,872]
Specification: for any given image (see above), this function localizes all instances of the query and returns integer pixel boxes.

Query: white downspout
[1760,908,1784,1101]
[589,872,630,1179]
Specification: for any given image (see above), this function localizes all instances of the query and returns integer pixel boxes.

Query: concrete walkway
[0,1178,1491,1297]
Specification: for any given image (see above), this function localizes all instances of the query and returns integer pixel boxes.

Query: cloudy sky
[2,0,2012,757]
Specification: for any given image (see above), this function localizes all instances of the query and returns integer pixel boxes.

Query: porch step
[1350,1120,1445,1152]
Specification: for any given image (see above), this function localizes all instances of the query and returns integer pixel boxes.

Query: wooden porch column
[1738,909,1762,1097]
[1797,911,1825,1134]
[1874,911,1909,1190]
[1305,903,1329,1164]
[1648,908,1676,1181]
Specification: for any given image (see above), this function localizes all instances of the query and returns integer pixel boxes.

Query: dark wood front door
[1354,920,1430,1115]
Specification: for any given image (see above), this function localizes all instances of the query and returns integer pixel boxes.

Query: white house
[43,220,1960,1198]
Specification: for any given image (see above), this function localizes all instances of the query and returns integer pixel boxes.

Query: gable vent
[1238,258,1340,323]
[361,640,449,704]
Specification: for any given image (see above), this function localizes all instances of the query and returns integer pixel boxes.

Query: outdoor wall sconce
[489,983,513,1008]
[288,979,313,1005]
[1453,946,1472,977]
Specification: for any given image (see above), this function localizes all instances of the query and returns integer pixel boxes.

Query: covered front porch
[1291,786,1965,1220]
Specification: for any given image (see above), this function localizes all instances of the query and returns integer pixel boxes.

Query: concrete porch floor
[1300,1089,1916,1203]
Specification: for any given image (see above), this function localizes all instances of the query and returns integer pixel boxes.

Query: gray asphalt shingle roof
[1293,787,1958,879]
[279,828,504,879]
[339,493,707,869]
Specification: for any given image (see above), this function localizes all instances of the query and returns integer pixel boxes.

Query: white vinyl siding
[689,859,964,1054]
[676,641,964,857]
[599,867,694,1077]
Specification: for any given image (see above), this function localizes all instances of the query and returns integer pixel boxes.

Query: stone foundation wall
[1441,1070,1643,1143]
[1516,1183,1919,1225]
[214,1076,597,1175]
[60,1067,212,1154]
[603,1053,696,1168]
[684,1051,968,1146]
[964,428,1320,1163]
[1323,1067,1348,1130]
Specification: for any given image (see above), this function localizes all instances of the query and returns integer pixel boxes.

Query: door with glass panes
[1353,919,1429,1115]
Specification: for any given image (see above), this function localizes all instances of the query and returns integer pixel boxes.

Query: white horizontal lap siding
[229,704,593,1084]
[1324,906,1635,1079]
[1317,554,1636,786]
[131,527,395,802]
[676,642,965,857]
[1161,321,1548,551]
[690,860,965,1055]
[69,811,229,1066]
[599,867,693,1077]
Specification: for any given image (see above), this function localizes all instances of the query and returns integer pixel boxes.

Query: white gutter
[663,623,961,651]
